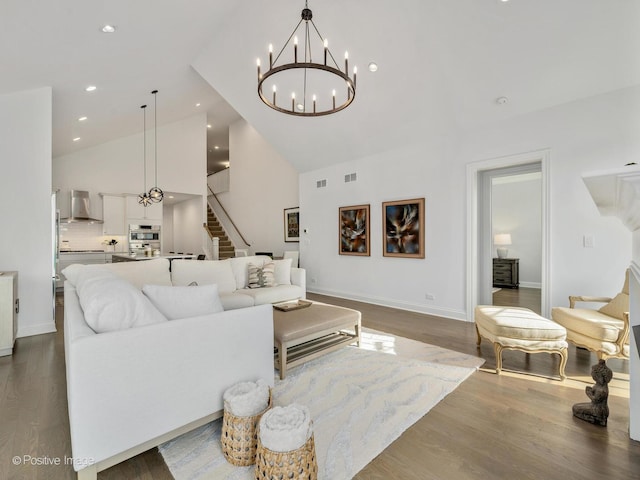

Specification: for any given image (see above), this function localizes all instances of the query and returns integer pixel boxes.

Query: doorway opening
[466,150,550,321]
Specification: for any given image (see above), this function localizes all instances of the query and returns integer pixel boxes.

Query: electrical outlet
[583,235,595,248]
[425,293,435,300]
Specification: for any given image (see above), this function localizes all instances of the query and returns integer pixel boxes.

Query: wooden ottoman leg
[558,347,568,380]
[493,343,504,374]
[355,322,361,347]
[278,340,287,380]
[475,323,482,347]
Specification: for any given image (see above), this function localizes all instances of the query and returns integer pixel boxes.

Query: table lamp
[494,234,512,259]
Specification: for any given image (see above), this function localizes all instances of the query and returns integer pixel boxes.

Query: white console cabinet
[0,271,18,356]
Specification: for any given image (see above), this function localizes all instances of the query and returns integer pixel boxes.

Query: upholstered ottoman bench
[474,305,568,380]
[273,302,361,379]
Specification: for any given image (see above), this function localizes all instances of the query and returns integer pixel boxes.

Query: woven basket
[254,431,318,480]
[221,389,273,467]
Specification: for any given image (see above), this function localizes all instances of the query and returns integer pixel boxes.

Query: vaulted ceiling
[2,1,639,173]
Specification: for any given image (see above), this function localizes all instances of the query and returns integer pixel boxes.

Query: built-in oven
[129,224,161,256]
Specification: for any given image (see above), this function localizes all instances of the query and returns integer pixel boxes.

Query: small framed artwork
[339,204,370,256]
[382,197,425,258]
[284,207,300,242]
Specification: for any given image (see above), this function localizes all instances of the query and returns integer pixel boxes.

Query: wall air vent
[344,173,357,183]
[316,179,327,188]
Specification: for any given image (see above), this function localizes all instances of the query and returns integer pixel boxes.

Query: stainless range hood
[61,190,103,224]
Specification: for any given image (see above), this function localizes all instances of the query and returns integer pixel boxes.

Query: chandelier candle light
[256,0,356,116]
[138,104,151,207]
[148,89,164,203]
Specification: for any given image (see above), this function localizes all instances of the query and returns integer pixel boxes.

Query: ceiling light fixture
[368,62,378,72]
[73,137,81,142]
[138,104,151,207]
[256,0,356,116]
[214,145,219,150]
[195,103,201,107]
[207,124,212,129]
[85,85,97,92]
[101,24,116,33]
[148,90,164,203]
[496,96,509,105]
[78,116,87,122]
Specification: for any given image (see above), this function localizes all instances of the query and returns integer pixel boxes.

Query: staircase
[207,205,235,259]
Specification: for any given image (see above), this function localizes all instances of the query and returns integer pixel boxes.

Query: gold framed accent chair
[551,270,630,360]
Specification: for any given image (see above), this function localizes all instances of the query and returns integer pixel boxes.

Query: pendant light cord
[152,90,158,187]
[141,105,147,190]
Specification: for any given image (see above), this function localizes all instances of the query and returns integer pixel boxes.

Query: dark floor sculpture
[572,359,613,427]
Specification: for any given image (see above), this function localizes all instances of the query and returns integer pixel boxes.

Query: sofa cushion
[598,292,629,320]
[219,292,255,310]
[248,262,275,288]
[551,307,625,342]
[142,284,224,320]
[273,258,292,285]
[230,256,271,290]
[239,285,305,305]
[171,259,237,293]
[74,268,167,333]
[62,259,172,290]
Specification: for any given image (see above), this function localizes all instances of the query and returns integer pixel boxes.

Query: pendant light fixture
[148,89,164,203]
[138,104,151,207]
[256,0,356,116]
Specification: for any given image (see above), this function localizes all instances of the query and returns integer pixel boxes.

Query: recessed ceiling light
[101,24,116,33]
[85,85,97,92]
[368,62,378,72]
[496,96,509,105]
[78,116,87,122]
[195,103,201,107]
[168,195,174,199]
[73,137,81,142]
[207,124,212,129]
[214,145,220,150]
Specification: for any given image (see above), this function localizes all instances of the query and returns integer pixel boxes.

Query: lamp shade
[494,234,512,246]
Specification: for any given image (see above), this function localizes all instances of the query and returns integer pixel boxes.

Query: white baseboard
[519,282,541,289]
[307,287,469,322]
[17,321,57,338]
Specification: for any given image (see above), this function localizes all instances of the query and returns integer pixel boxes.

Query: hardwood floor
[493,286,541,314]
[1,293,638,479]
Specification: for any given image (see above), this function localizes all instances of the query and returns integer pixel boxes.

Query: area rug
[159,330,484,480]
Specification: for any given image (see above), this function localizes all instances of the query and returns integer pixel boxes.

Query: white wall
[215,119,299,257]
[300,86,637,321]
[162,205,175,253]
[492,175,542,287]
[53,113,207,221]
[172,197,204,255]
[53,113,208,253]
[0,88,56,337]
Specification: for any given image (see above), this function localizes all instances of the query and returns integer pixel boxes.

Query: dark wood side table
[493,258,519,288]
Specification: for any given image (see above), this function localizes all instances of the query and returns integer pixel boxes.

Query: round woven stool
[254,431,318,480]
[221,390,272,466]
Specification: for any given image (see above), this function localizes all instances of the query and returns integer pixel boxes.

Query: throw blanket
[258,403,312,452]
[223,379,270,417]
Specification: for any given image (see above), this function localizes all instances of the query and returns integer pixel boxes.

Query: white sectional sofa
[63,256,304,479]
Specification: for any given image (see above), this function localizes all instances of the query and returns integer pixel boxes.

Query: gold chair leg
[558,348,568,380]
[493,343,503,374]
[475,324,482,347]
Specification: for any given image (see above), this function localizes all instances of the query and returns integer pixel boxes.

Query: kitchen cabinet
[0,271,18,356]
[103,195,126,235]
[126,195,162,222]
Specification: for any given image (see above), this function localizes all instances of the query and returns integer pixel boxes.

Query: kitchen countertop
[60,250,127,254]
[112,253,197,261]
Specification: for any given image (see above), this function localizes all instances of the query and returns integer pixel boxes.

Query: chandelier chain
[272,18,304,66]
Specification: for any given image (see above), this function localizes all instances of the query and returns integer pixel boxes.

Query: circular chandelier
[256,1,356,117]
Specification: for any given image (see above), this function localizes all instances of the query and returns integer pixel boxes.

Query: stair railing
[207,185,251,248]
[202,224,220,260]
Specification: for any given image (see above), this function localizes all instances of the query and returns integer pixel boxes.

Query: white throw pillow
[273,258,292,285]
[142,284,224,320]
[75,269,167,333]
